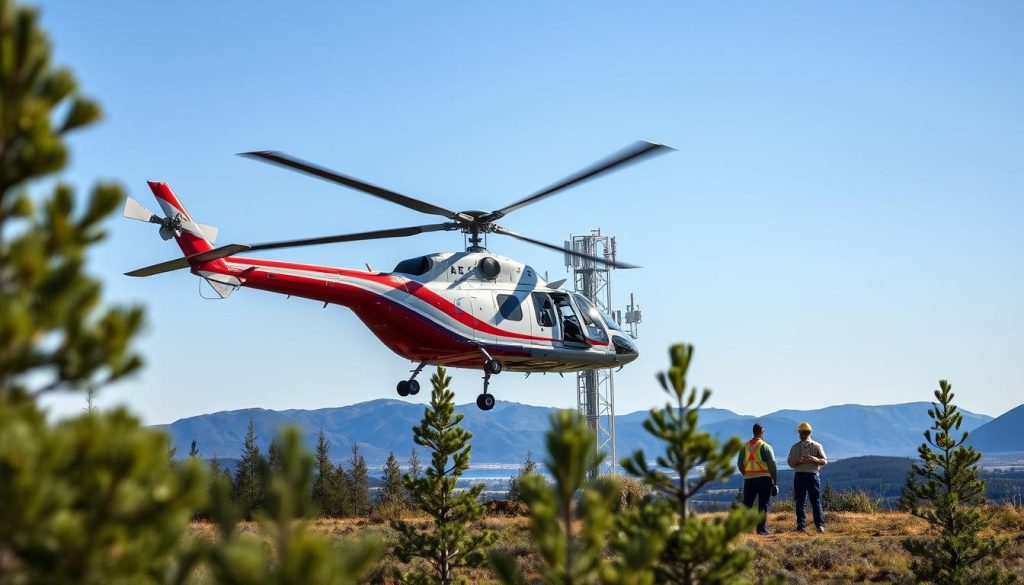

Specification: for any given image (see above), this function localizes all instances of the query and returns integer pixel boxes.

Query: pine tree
[268,437,282,474]
[331,464,351,517]
[233,417,267,518]
[408,448,423,480]
[901,380,1016,585]
[345,443,370,517]
[393,367,495,585]
[621,344,761,585]
[0,3,380,581]
[378,451,407,508]
[506,450,538,504]
[1,401,210,583]
[205,427,384,584]
[210,455,232,484]
[189,439,200,459]
[312,428,344,517]
[490,411,667,585]
[407,448,422,508]
[0,2,143,403]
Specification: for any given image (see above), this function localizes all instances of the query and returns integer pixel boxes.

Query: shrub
[829,490,882,513]
[609,474,649,512]
[371,500,407,523]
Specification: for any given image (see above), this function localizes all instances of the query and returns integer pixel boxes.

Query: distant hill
[766,402,992,458]
[968,405,1024,452]
[695,455,1024,509]
[158,399,1002,466]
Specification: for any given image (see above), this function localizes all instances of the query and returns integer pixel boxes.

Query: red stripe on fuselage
[216,256,556,343]
[226,262,531,362]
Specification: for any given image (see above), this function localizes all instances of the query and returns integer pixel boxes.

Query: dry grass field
[740,508,1024,583]
[191,506,1024,584]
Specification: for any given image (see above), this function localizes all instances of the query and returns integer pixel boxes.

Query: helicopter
[123,141,672,410]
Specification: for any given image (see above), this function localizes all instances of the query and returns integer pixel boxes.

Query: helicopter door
[531,292,560,343]
[549,292,588,348]
[455,296,480,342]
[456,295,497,344]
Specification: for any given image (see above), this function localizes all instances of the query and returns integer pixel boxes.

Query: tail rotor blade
[124,197,158,223]
[197,223,219,244]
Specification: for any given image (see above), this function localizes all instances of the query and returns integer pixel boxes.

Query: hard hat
[798,422,813,432]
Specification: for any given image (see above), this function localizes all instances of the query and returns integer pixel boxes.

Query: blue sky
[34,1,1023,424]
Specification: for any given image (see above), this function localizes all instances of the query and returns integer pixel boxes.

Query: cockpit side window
[496,294,523,321]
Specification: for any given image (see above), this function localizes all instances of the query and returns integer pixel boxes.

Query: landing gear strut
[396,360,427,397]
[475,346,501,411]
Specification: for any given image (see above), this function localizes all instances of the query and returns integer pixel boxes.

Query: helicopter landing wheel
[398,360,426,397]
[485,359,502,375]
[476,393,495,411]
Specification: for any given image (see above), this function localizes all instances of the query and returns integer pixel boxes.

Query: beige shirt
[787,439,827,473]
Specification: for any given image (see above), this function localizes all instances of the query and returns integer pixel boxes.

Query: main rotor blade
[488,141,674,220]
[240,151,472,222]
[246,223,452,252]
[493,226,639,269]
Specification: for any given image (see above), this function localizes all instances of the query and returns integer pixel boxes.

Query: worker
[787,421,828,533]
[736,423,778,535]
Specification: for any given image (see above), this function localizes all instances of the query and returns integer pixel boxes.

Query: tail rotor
[123,196,218,243]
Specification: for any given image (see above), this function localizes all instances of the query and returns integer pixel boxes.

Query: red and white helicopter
[124,141,671,410]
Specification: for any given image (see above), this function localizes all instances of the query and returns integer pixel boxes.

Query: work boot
[816,525,825,533]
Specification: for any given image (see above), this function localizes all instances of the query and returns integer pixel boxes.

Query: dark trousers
[794,472,824,529]
[742,476,773,533]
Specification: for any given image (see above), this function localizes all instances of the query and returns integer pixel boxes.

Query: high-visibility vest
[743,438,771,478]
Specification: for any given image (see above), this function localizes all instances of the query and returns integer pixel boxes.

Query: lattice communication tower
[565,229,641,478]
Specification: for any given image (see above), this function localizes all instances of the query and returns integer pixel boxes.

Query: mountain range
[157,399,1019,466]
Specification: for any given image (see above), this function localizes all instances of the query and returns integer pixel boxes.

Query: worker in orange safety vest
[736,422,779,535]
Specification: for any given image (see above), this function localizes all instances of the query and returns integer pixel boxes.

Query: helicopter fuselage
[202,250,639,373]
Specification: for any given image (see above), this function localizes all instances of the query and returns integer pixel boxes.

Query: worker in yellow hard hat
[787,421,828,533]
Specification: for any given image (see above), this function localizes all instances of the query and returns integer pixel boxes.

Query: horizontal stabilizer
[125,257,190,277]
[125,243,252,277]
[193,243,250,262]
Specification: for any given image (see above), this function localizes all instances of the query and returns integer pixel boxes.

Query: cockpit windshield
[599,307,624,332]
[572,293,622,335]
